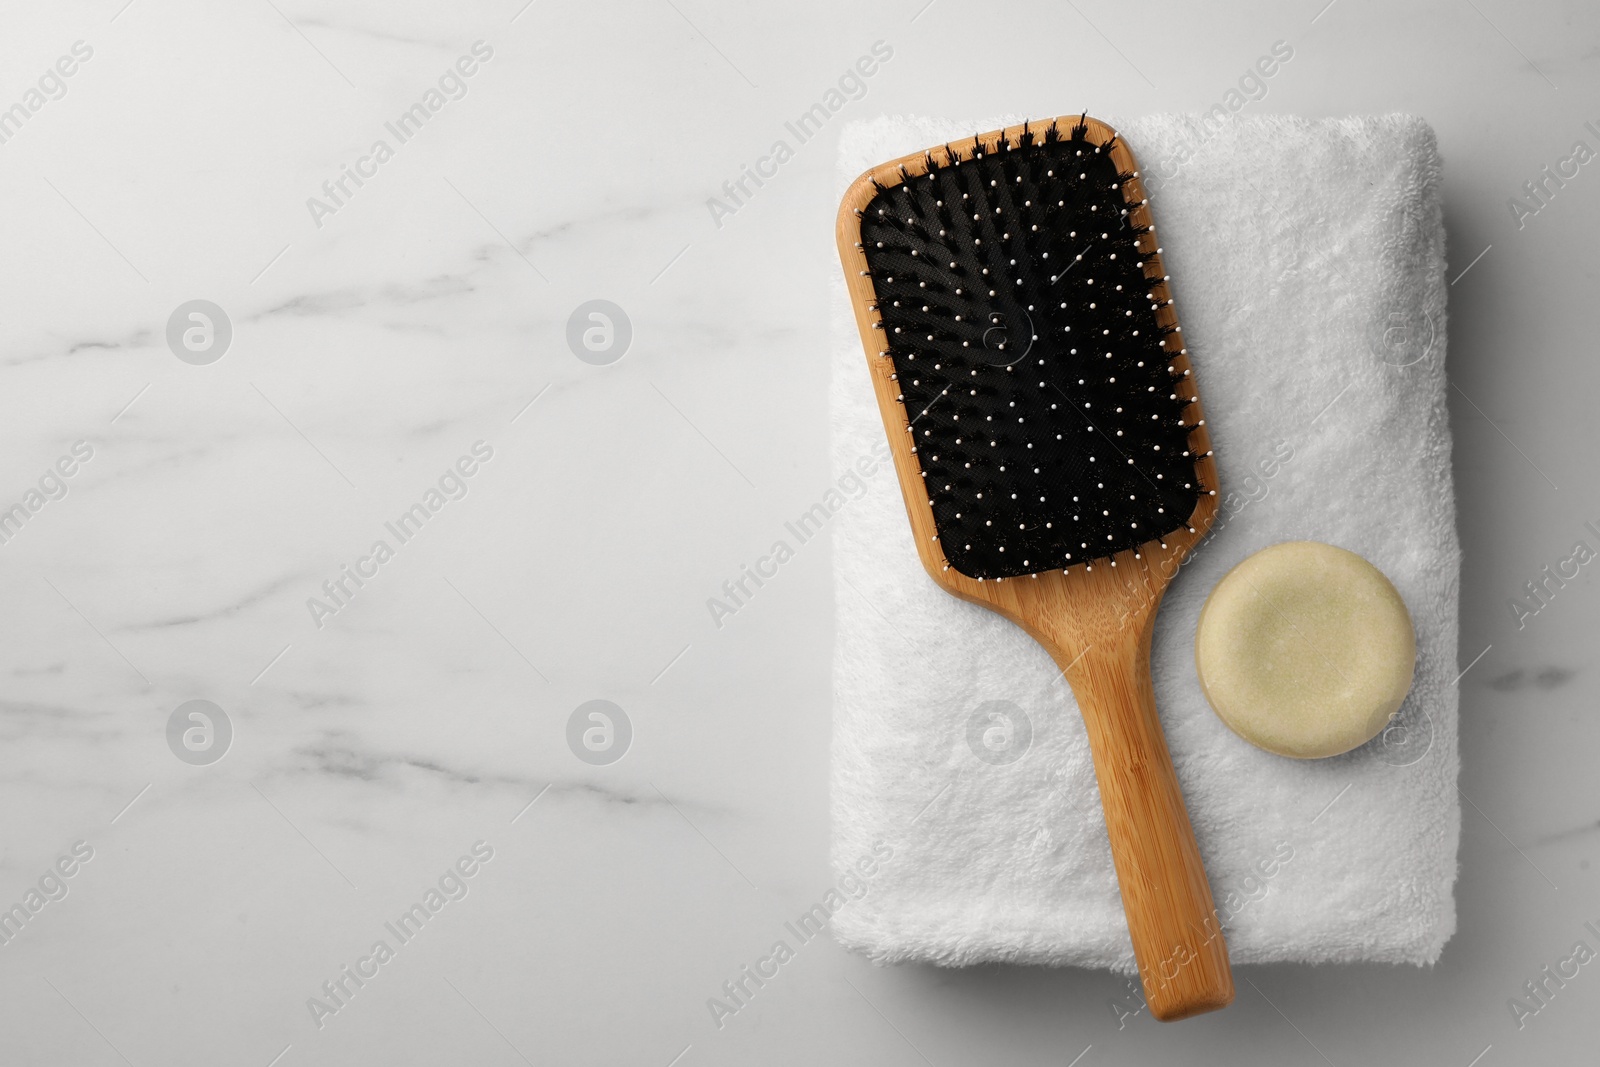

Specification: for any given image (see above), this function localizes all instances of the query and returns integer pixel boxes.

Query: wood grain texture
[836,115,1233,1021]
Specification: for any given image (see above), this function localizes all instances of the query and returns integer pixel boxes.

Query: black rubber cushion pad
[859,124,1202,580]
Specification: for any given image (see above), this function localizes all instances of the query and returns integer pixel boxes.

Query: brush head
[846,117,1213,582]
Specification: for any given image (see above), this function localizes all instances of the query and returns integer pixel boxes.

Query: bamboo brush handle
[1053,625,1234,1021]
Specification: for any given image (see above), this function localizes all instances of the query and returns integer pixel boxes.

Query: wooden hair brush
[836,115,1231,1020]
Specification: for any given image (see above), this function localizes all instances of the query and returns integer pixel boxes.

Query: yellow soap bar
[1195,541,1416,759]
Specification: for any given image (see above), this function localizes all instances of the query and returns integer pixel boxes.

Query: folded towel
[829,114,1460,971]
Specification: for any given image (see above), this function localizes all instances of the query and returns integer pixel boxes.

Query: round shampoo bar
[1195,541,1416,759]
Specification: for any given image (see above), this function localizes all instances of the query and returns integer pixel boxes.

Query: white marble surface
[0,1,1595,1064]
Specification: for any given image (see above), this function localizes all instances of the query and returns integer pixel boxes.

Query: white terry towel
[829,114,1459,970]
